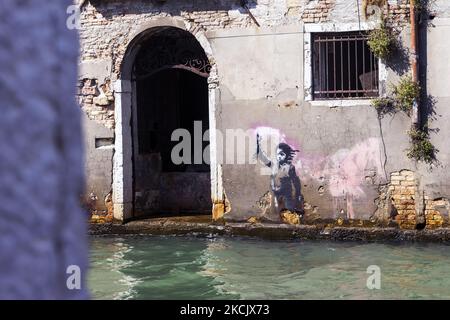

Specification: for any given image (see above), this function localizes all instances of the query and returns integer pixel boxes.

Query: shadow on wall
[419,2,440,165]
[410,0,439,128]
[385,39,410,76]
[86,0,258,20]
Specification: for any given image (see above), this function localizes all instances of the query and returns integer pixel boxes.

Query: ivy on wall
[367,23,395,60]
[407,128,437,163]
[368,0,438,165]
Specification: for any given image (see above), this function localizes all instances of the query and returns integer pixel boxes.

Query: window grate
[312,32,379,100]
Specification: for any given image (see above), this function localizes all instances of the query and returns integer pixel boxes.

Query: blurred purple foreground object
[0,0,88,299]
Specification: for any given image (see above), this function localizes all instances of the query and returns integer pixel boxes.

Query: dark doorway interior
[136,69,210,172]
[132,27,211,216]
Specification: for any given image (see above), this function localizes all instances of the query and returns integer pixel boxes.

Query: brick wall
[425,198,448,229]
[302,0,336,23]
[389,170,417,229]
[383,0,410,26]
[380,170,449,230]
[77,78,115,129]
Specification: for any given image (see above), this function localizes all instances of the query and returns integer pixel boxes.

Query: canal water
[89,236,450,300]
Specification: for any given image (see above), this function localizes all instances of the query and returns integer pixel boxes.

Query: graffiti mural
[253,126,385,221]
[256,133,304,221]
[319,138,385,219]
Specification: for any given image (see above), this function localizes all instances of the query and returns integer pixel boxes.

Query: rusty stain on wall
[362,0,387,19]
[212,190,231,221]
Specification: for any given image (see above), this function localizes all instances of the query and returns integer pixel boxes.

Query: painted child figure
[256,134,304,219]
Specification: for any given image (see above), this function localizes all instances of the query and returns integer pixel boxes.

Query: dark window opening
[312,32,379,100]
[136,68,210,173]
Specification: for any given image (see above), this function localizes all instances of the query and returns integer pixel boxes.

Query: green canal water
[89,236,450,300]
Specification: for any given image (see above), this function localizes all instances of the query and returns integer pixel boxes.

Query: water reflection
[88,238,141,300]
[198,239,365,299]
[89,236,450,300]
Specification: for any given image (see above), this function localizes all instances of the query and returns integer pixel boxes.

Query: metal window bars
[312,32,379,100]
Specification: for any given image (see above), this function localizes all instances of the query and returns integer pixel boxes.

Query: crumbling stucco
[79,0,450,231]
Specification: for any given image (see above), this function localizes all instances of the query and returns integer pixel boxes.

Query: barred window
[312,32,379,100]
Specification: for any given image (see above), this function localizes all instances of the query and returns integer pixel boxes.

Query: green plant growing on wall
[373,76,420,115]
[371,97,394,117]
[406,128,437,164]
[391,76,421,113]
[367,24,396,60]
[372,76,437,164]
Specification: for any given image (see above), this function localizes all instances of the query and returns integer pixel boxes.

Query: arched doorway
[131,27,212,216]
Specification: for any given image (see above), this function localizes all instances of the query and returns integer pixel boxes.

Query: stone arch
[112,18,222,221]
[120,18,218,86]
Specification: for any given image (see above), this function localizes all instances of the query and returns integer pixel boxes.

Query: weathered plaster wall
[81,112,114,220]
[413,12,450,228]
[209,25,415,222]
[78,0,450,229]
[431,0,450,18]
[206,1,450,227]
